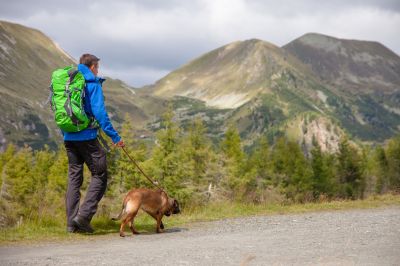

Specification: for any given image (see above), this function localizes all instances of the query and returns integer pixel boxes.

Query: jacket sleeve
[88,82,121,143]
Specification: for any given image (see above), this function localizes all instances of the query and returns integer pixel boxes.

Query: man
[64,54,124,233]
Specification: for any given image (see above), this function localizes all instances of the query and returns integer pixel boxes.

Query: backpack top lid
[51,66,84,89]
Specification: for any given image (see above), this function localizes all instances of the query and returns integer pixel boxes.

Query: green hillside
[148,36,399,149]
[0,20,163,150]
[1,20,399,151]
[283,33,400,141]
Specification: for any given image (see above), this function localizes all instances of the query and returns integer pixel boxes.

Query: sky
[0,0,399,87]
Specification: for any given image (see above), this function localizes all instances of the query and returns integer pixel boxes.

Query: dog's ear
[172,199,180,214]
[168,198,174,207]
[173,199,180,210]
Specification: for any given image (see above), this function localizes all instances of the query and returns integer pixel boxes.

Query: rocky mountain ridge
[0,20,399,152]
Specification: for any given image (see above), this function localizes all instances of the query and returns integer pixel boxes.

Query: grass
[1,194,399,245]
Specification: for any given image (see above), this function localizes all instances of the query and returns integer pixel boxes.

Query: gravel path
[1,207,399,265]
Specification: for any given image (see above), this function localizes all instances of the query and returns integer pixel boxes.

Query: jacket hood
[78,64,105,83]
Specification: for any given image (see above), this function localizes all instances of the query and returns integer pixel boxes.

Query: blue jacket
[63,64,121,143]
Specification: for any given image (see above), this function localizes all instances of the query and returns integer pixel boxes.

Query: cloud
[101,65,169,89]
[0,0,399,86]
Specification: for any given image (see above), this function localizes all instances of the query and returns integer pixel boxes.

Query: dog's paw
[120,232,126,237]
[160,222,164,230]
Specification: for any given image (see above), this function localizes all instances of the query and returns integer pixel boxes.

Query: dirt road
[1,207,399,265]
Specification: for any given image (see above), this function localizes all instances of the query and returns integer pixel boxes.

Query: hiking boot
[72,215,94,233]
[67,225,85,233]
[67,226,78,233]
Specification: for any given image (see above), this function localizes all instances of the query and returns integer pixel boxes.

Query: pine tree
[287,141,313,202]
[336,136,365,199]
[357,145,372,196]
[249,136,272,185]
[270,137,288,181]
[186,118,209,184]
[150,106,187,200]
[176,118,220,204]
[221,125,245,164]
[373,146,388,194]
[241,136,274,202]
[45,145,69,218]
[2,145,35,216]
[310,137,331,199]
[0,144,16,201]
[30,146,55,217]
[386,134,400,191]
[270,137,312,202]
[112,114,147,195]
[220,124,247,197]
[0,144,17,225]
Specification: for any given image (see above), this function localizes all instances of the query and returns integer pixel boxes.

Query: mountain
[0,20,162,151]
[149,39,319,109]
[283,33,400,95]
[1,20,399,152]
[147,36,399,149]
[283,33,400,141]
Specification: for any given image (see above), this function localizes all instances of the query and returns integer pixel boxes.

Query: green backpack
[50,66,91,132]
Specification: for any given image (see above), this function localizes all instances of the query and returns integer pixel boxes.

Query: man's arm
[89,83,121,144]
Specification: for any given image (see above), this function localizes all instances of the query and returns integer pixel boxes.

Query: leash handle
[120,146,165,192]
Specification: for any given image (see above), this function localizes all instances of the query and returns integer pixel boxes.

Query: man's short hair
[79,54,100,68]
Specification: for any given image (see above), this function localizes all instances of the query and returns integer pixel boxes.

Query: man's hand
[114,140,125,147]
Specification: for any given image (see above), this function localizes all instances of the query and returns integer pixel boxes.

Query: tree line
[0,110,399,227]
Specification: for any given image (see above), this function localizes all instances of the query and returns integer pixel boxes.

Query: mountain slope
[283,33,400,141]
[1,20,399,151]
[147,39,351,149]
[149,39,323,109]
[0,20,160,150]
[147,36,400,145]
[283,33,400,95]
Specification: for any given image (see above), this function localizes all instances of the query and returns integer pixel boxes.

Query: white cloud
[0,0,399,86]
[101,65,169,88]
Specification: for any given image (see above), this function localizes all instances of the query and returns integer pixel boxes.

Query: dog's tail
[111,201,127,221]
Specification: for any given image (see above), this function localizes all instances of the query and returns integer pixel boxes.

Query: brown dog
[112,188,180,237]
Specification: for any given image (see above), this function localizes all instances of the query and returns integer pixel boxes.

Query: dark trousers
[64,139,107,227]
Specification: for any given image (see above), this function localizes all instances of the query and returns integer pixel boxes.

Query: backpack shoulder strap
[67,68,79,84]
